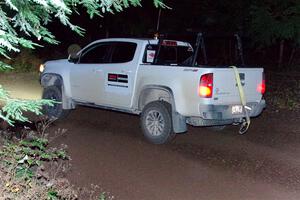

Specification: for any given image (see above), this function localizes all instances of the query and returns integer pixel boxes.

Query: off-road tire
[140,101,175,144]
[42,86,70,120]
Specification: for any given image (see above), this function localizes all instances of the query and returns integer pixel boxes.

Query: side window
[158,46,177,64]
[79,43,111,64]
[143,45,177,65]
[111,42,137,63]
[143,44,193,65]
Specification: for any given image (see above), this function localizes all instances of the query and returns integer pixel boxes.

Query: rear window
[143,44,193,66]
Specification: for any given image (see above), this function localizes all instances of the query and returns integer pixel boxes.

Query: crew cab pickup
[40,38,266,144]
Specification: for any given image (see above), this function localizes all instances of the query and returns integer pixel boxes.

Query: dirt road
[52,107,300,200]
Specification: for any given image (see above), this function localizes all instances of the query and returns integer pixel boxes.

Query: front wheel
[140,101,175,144]
[42,86,70,120]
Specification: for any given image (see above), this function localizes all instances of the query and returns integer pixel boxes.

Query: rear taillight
[162,40,177,46]
[257,72,266,95]
[199,73,213,98]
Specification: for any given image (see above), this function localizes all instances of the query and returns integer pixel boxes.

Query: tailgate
[211,68,264,104]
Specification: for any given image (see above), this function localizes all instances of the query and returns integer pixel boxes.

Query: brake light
[257,73,266,95]
[199,73,213,98]
[162,40,177,46]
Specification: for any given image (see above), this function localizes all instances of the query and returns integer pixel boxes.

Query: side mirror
[68,54,79,63]
[67,44,81,63]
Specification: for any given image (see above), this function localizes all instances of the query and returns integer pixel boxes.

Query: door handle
[121,70,132,73]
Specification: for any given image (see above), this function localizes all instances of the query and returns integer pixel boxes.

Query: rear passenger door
[98,42,137,108]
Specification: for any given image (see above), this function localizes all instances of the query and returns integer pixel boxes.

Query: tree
[0,0,165,125]
[248,0,300,68]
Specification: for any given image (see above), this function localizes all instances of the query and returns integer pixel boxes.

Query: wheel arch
[41,73,75,109]
[138,85,187,133]
[138,85,174,111]
[40,73,64,88]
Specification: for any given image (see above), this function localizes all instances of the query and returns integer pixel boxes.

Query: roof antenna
[154,9,162,39]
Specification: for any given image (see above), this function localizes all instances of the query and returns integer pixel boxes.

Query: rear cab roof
[82,38,194,65]
[90,38,192,47]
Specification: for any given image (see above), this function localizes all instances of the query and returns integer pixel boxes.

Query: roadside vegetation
[1,49,42,73]
[0,117,112,200]
[0,117,75,199]
[0,131,74,199]
[265,71,300,111]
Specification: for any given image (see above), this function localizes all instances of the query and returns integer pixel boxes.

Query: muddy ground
[49,107,299,200]
[1,73,300,199]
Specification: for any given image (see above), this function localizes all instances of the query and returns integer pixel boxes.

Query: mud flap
[172,111,187,133]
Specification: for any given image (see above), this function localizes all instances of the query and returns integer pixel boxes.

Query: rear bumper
[199,99,266,120]
[186,99,266,126]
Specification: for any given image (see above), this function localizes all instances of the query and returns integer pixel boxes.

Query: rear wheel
[140,101,175,144]
[42,86,70,120]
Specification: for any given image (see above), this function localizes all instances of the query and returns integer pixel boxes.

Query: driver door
[69,42,112,104]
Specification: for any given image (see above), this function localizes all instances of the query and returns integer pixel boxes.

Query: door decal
[108,73,128,83]
[107,83,128,88]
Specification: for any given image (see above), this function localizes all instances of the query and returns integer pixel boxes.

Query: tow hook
[239,106,251,134]
[239,118,249,134]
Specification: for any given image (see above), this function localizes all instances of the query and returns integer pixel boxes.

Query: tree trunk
[105,28,109,38]
[288,45,297,68]
[278,40,285,69]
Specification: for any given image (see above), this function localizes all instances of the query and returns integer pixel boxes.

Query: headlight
[39,64,45,73]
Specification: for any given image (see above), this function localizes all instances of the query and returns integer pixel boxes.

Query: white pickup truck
[40,38,266,144]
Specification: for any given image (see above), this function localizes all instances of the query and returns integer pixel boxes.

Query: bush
[0,118,77,199]
[0,117,112,200]
[2,49,42,73]
[265,71,300,110]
